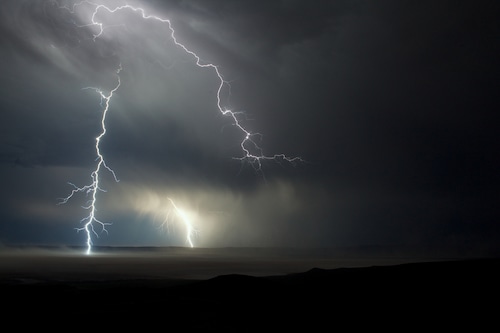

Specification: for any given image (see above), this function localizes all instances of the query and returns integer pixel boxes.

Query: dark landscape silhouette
[1,246,498,330]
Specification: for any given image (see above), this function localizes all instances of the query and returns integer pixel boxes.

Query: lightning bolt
[58,65,121,255]
[165,198,196,248]
[58,1,303,253]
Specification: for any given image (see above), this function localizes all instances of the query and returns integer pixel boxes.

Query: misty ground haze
[0,245,450,281]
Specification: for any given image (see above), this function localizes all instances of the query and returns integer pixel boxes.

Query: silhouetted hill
[2,258,498,330]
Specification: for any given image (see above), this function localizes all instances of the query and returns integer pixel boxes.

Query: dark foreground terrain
[1,257,498,330]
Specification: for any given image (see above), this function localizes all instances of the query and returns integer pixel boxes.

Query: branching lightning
[58,65,121,255]
[58,0,302,253]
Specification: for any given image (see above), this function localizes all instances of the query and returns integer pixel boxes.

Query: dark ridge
[1,258,498,330]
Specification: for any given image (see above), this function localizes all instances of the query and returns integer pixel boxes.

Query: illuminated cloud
[5,1,300,251]
[0,1,497,255]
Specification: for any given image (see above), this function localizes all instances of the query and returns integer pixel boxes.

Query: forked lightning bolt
[58,65,121,255]
[59,1,302,254]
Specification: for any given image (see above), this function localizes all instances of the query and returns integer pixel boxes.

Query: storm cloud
[0,0,498,255]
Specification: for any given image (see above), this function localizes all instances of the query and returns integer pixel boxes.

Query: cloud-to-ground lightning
[58,65,122,255]
[166,198,196,248]
[58,1,302,253]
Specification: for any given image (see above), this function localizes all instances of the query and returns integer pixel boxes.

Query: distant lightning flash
[59,1,302,253]
[166,198,195,248]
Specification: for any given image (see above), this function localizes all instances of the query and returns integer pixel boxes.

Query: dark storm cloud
[0,1,121,168]
[0,0,498,253]
[158,0,500,251]
[0,1,119,81]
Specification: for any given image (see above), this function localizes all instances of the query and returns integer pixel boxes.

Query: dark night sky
[0,0,498,255]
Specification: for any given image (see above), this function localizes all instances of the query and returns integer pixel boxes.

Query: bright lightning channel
[58,65,121,255]
[59,1,303,254]
[165,198,195,248]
